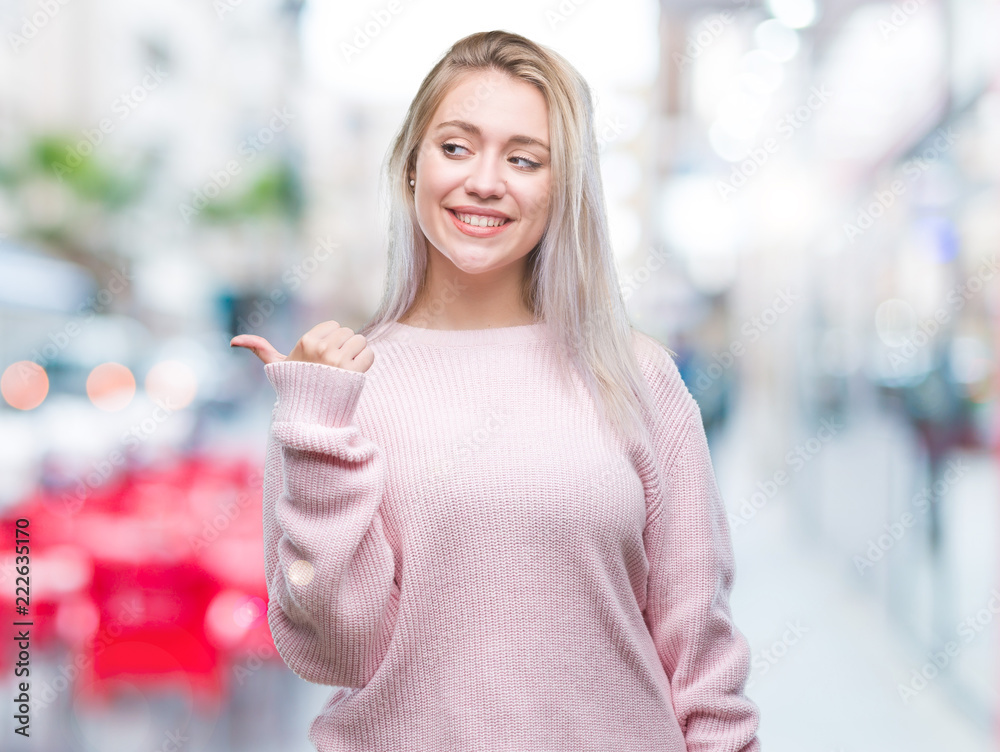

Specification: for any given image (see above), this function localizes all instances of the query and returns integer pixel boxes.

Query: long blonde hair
[358,29,672,447]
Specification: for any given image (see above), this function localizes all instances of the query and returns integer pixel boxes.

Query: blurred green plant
[0,132,304,251]
[0,133,159,279]
[196,158,304,223]
[0,133,156,208]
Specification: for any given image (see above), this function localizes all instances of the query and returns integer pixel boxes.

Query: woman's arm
[643,407,761,751]
[634,335,761,751]
[261,358,399,688]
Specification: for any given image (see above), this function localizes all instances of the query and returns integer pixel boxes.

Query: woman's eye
[440,142,541,170]
[510,155,542,170]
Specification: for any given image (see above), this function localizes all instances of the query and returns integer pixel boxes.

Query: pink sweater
[261,320,762,752]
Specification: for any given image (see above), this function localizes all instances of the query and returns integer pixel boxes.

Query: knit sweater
[260,320,762,752]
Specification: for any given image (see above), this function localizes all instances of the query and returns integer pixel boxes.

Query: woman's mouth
[447,208,513,237]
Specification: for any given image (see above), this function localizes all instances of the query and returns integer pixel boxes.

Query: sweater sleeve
[637,340,761,752]
[261,358,400,688]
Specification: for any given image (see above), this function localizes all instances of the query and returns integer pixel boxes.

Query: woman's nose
[464,156,506,199]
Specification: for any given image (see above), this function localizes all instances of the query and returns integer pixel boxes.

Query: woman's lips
[447,208,513,238]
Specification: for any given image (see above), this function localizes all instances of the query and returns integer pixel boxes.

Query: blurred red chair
[1,452,274,708]
[74,558,225,710]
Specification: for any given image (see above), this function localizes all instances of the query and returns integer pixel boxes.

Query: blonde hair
[358,29,674,447]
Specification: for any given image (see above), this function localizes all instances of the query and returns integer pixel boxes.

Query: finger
[301,320,343,342]
[230,335,287,365]
[338,332,369,362]
[297,321,359,359]
[352,344,375,373]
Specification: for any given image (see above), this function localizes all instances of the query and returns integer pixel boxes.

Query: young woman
[232,30,762,752]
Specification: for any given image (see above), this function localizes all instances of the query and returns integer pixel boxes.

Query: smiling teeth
[455,212,508,228]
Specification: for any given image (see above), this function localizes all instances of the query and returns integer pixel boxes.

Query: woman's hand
[230,321,375,373]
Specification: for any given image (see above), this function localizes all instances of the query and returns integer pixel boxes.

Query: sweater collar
[375,320,551,346]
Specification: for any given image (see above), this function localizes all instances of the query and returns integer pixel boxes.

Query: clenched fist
[230,321,374,374]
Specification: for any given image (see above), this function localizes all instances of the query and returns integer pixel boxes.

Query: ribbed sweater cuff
[264,359,366,428]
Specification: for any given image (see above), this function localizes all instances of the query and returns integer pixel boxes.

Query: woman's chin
[438,247,506,274]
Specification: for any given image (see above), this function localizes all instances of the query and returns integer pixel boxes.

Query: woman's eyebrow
[432,119,550,153]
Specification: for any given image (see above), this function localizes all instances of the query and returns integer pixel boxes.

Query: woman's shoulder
[629,328,699,424]
[629,327,680,387]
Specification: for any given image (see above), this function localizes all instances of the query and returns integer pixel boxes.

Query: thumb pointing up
[230,334,287,365]
[230,321,374,373]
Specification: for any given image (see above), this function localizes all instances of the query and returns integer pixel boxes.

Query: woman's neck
[398,305,537,330]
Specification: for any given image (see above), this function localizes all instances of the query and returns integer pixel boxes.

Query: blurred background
[0,0,998,749]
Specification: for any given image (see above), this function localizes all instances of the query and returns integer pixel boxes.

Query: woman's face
[411,69,551,277]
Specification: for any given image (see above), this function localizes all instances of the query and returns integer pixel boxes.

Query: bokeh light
[288,559,315,587]
[86,362,136,411]
[145,359,199,409]
[875,299,918,347]
[1,360,49,410]
[766,0,818,29]
[205,589,266,648]
[754,19,800,62]
[55,594,101,648]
